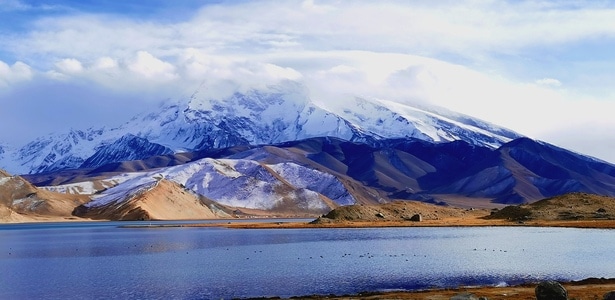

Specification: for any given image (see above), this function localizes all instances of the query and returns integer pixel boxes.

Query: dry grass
[293,280,615,299]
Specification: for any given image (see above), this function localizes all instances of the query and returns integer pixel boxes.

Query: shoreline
[260,278,615,299]
[118,217,615,230]
[9,213,615,230]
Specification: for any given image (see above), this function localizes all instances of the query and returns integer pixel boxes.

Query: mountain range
[0,81,519,175]
[2,80,615,221]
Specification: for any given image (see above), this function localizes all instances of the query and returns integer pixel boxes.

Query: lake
[1,221,614,299]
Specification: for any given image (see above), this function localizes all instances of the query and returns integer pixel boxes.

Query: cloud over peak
[128,51,177,81]
[1,0,615,163]
[0,60,32,88]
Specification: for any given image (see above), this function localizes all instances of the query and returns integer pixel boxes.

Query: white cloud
[174,48,304,99]
[44,70,69,81]
[301,0,335,13]
[92,57,118,70]
[536,78,562,87]
[551,132,615,163]
[325,65,359,75]
[0,0,30,11]
[0,60,32,87]
[127,51,177,81]
[55,58,83,74]
[1,1,615,163]
[8,1,615,64]
[0,0,62,11]
[260,63,302,81]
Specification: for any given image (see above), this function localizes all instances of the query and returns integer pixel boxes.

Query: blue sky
[1,0,615,162]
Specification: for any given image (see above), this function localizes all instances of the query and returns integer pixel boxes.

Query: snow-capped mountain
[60,156,354,214]
[0,80,521,175]
[1,128,113,174]
[39,135,615,219]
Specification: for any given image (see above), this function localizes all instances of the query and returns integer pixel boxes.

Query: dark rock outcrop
[487,206,532,221]
[535,280,567,300]
[409,213,422,222]
[604,291,615,300]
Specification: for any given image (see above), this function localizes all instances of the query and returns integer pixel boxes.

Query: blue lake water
[1,221,615,299]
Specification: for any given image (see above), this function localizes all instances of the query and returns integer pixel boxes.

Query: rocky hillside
[72,179,234,221]
[7,135,615,222]
[3,167,329,222]
[0,169,90,222]
[26,136,615,210]
[488,192,615,221]
[311,201,481,224]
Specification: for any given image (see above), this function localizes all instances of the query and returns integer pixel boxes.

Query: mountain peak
[1,83,522,174]
[80,134,173,169]
[187,80,310,114]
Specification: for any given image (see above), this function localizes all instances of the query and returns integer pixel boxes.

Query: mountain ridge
[71,179,235,221]
[27,136,615,214]
[0,81,521,175]
[0,169,90,222]
[4,81,614,218]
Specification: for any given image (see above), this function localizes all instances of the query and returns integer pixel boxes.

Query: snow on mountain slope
[41,172,141,195]
[86,175,157,209]
[35,135,615,213]
[0,80,522,175]
[80,134,173,169]
[321,96,519,148]
[267,162,356,205]
[73,179,233,221]
[0,128,126,174]
[81,156,350,213]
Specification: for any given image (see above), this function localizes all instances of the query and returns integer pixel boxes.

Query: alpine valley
[2,80,615,222]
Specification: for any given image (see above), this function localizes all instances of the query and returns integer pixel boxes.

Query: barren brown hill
[303,193,615,228]
[0,169,90,222]
[311,201,485,224]
[488,192,615,221]
[73,179,235,221]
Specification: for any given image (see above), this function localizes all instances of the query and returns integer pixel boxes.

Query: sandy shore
[170,215,615,229]
[14,214,615,229]
[281,278,615,299]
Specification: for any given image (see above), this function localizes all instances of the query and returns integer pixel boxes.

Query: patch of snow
[0,177,10,186]
[67,154,359,211]
[41,182,97,195]
[268,162,356,205]
[12,198,44,211]
[211,159,243,178]
[294,188,330,211]
[86,176,158,208]
[42,172,141,195]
